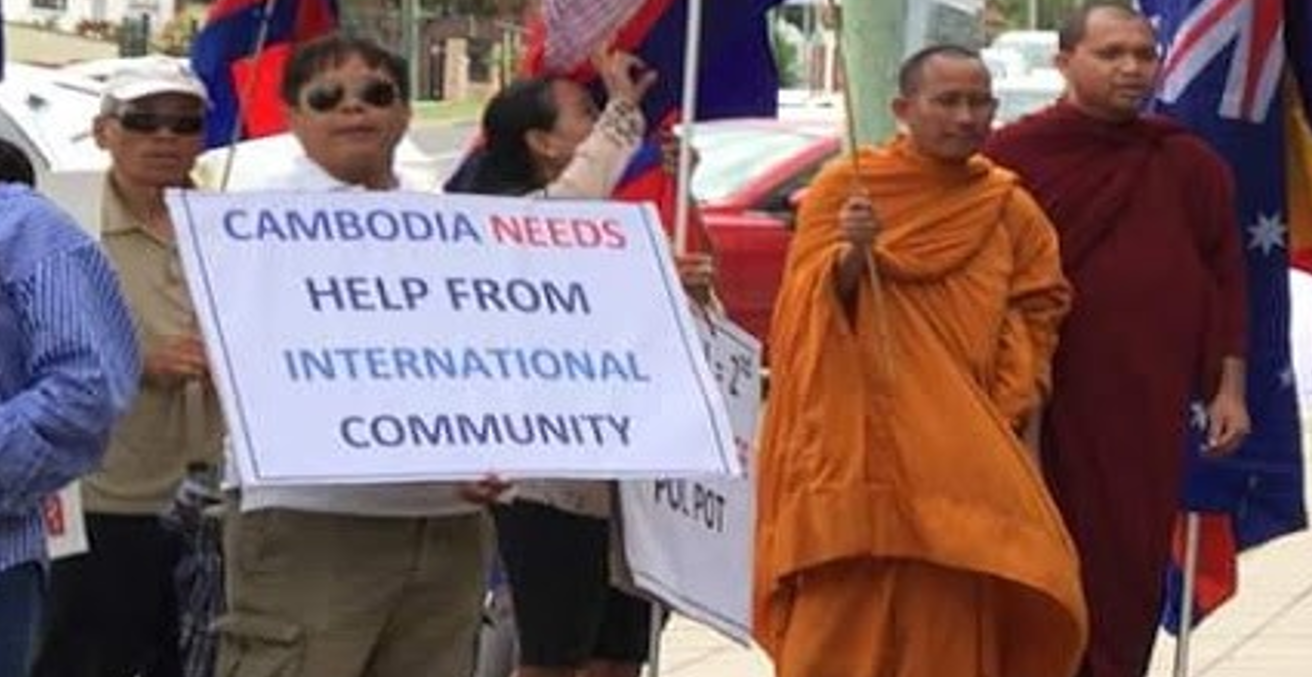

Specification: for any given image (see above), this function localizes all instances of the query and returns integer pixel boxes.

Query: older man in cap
[32,56,225,677]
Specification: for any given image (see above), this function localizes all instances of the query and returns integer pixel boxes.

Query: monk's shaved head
[898,44,984,97]
[1059,1,1150,52]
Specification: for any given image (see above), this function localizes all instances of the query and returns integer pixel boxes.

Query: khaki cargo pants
[215,506,488,677]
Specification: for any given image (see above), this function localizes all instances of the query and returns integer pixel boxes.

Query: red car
[692,119,841,342]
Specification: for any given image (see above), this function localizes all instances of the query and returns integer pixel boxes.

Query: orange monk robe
[753,138,1088,677]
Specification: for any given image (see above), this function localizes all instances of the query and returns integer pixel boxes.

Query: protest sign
[167,190,739,485]
[621,311,761,643]
[44,483,88,560]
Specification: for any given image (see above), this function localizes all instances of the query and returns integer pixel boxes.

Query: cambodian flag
[1142,0,1307,631]
[190,0,339,148]
[448,0,782,248]
[524,0,783,124]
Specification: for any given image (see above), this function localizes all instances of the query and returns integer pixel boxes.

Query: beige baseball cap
[102,56,210,108]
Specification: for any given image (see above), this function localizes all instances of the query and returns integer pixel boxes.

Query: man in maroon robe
[984,4,1250,677]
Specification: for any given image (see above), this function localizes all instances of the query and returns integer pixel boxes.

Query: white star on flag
[1190,401,1209,431]
[1246,212,1287,255]
[1279,365,1296,389]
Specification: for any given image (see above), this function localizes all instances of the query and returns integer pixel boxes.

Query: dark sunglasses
[116,111,205,136]
[302,78,401,113]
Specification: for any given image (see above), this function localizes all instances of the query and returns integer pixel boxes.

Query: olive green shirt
[83,177,224,514]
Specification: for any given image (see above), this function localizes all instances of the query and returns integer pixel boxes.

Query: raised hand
[593,49,658,107]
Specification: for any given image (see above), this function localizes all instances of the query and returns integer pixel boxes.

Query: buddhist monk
[984,4,1250,677]
[753,45,1088,677]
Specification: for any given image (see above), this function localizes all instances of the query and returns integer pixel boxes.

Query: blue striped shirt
[0,184,139,572]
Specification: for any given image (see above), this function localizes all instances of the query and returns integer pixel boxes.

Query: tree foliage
[437,0,530,17]
[990,0,1086,31]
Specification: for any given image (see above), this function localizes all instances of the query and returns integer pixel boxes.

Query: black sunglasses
[302,78,401,113]
[116,111,205,136]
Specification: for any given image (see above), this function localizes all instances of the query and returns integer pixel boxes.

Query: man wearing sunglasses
[33,57,225,677]
[213,35,491,677]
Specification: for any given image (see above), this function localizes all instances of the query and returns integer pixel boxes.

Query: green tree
[993,0,1097,31]
[442,0,530,17]
[771,18,804,88]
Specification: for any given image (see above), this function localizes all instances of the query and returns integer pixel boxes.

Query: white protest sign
[44,483,89,560]
[621,311,761,643]
[167,190,739,485]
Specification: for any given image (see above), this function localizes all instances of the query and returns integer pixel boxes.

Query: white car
[777,88,844,124]
[990,30,1059,75]
[982,47,1029,80]
[0,62,109,174]
[0,63,110,234]
[60,56,190,86]
[993,69,1065,128]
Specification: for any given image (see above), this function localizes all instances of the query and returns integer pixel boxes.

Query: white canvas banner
[621,311,761,643]
[167,190,739,486]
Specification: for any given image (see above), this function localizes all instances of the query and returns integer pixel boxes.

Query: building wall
[2,0,178,35]
[338,0,523,100]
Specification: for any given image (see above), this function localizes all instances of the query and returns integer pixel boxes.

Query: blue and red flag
[1142,0,1307,631]
[514,0,784,248]
[191,0,339,148]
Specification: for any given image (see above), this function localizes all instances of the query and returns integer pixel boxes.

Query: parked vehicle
[982,47,1029,80]
[993,69,1065,127]
[990,30,1059,75]
[691,119,840,342]
[60,56,190,87]
[0,63,110,233]
[0,62,108,175]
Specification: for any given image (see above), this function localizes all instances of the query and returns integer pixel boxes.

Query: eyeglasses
[302,78,401,113]
[116,111,205,136]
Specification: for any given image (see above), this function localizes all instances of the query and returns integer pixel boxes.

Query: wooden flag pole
[829,0,893,382]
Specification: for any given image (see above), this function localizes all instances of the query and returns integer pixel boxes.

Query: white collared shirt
[224,145,474,518]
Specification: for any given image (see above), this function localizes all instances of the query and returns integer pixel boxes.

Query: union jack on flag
[1156,0,1284,122]
[1142,0,1307,630]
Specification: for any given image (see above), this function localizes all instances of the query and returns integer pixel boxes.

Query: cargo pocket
[214,614,304,677]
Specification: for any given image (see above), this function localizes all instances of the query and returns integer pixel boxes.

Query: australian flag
[1142,0,1307,630]
[191,0,339,148]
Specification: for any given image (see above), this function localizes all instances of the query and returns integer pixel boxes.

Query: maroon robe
[985,103,1247,677]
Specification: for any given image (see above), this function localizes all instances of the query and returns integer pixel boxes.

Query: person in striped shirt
[0,138,140,677]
